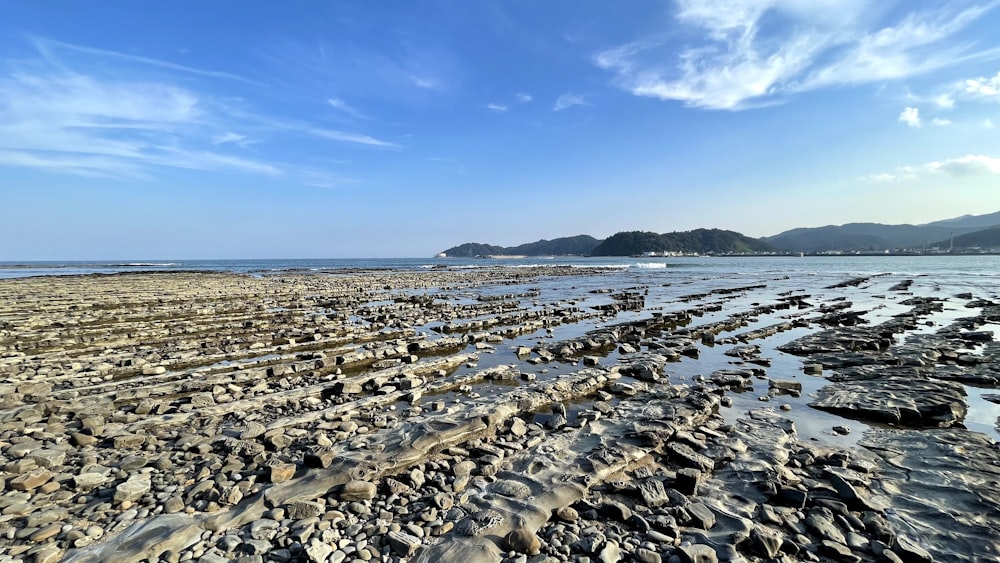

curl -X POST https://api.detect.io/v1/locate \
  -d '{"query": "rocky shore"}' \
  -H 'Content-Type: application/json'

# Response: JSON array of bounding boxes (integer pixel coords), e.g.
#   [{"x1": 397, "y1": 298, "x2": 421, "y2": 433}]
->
[{"x1": 1, "y1": 267, "x2": 998, "y2": 563}]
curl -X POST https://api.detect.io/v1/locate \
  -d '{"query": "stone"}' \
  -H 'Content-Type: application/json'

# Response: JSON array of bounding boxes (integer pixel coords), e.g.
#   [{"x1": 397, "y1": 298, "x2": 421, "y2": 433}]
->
[
  {"x1": 555, "y1": 506, "x2": 579, "y2": 522},
  {"x1": 119, "y1": 454, "x2": 148, "y2": 472},
  {"x1": 33, "y1": 544, "x2": 63, "y2": 563},
  {"x1": 638, "y1": 479, "x2": 671, "y2": 507},
  {"x1": 305, "y1": 538, "x2": 334, "y2": 562},
  {"x1": 387, "y1": 530, "x2": 421, "y2": 557},
  {"x1": 769, "y1": 379, "x2": 802, "y2": 393},
  {"x1": 10, "y1": 468, "x2": 53, "y2": 491},
  {"x1": 340, "y1": 480, "x2": 377, "y2": 501},
  {"x1": 30, "y1": 523, "x2": 62, "y2": 542},
  {"x1": 598, "y1": 501, "x2": 632, "y2": 522},
  {"x1": 73, "y1": 473, "x2": 108, "y2": 491},
  {"x1": 678, "y1": 544, "x2": 718, "y2": 563},
  {"x1": 285, "y1": 501, "x2": 323, "y2": 520},
  {"x1": 31, "y1": 449, "x2": 66, "y2": 469},
  {"x1": 749, "y1": 525, "x2": 782, "y2": 558},
  {"x1": 598, "y1": 539, "x2": 621, "y2": 563},
  {"x1": 892, "y1": 535, "x2": 933, "y2": 563},
  {"x1": 505, "y1": 529, "x2": 541, "y2": 555},
  {"x1": 674, "y1": 468, "x2": 701, "y2": 496},
  {"x1": 164, "y1": 496, "x2": 184, "y2": 514},
  {"x1": 687, "y1": 502, "x2": 715, "y2": 530},
  {"x1": 241, "y1": 422, "x2": 267, "y2": 440},
  {"x1": 805, "y1": 514, "x2": 846, "y2": 545},
  {"x1": 190, "y1": 392, "x2": 216, "y2": 407},
  {"x1": 304, "y1": 449, "x2": 336, "y2": 469},
  {"x1": 113, "y1": 434, "x2": 146, "y2": 449},
  {"x1": 114, "y1": 476, "x2": 151, "y2": 503},
  {"x1": 453, "y1": 460, "x2": 476, "y2": 477},
  {"x1": 270, "y1": 463, "x2": 297, "y2": 483},
  {"x1": 666, "y1": 442, "x2": 714, "y2": 472}
]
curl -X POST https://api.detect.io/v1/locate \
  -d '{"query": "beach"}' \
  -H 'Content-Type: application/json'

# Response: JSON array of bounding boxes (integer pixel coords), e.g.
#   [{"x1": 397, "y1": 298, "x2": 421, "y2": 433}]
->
[{"x1": 1, "y1": 263, "x2": 998, "y2": 563}]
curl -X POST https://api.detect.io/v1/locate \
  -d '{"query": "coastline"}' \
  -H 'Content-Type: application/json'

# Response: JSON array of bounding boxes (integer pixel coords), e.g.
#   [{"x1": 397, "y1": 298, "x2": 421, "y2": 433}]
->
[{"x1": 1, "y1": 267, "x2": 997, "y2": 562}]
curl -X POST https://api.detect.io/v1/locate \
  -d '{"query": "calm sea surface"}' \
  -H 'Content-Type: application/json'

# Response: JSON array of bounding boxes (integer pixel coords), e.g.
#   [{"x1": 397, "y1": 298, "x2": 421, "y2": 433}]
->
[{"x1": 1, "y1": 254, "x2": 998, "y2": 279}]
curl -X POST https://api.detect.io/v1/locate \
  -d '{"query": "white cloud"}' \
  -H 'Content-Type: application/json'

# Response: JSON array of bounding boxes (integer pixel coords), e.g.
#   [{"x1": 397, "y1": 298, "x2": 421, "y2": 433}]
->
[
  {"x1": 311, "y1": 129, "x2": 400, "y2": 148},
  {"x1": 964, "y1": 71, "x2": 1000, "y2": 97},
  {"x1": 486, "y1": 103, "x2": 507, "y2": 112},
  {"x1": 212, "y1": 132, "x2": 247, "y2": 145},
  {"x1": 867, "y1": 154, "x2": 1000, "y2": 182},
  {"x1": 926, "y1": 154, "x2": 1000, "y2": 176},
  {"x1": 933, "y1": 93, "x2": 956, "y2": 109},
  {"x1": 595, "y1": 2, "x2": 998, "y2": 110},
  {"x1": 327, "y1": 98, "x2": 369, "y2": 120},
  {"x1": 863, "y1": 172, "x2": 901, "y2": 183},
  {"x1": 515, "y1": 92, "x2": 533, "y2": 103},
  {"x1": 932, "y1": 117, "x2": 952, "y2": 126},
  {"x1": 899, "y1": 107, "x2": 922, "y2": 128},
  {"x1": 984, "y1": 118, "x2": 996, "y2": 129},
  {"x1": 553, "y1": 93, "x2": 589, "y2": 111},
  {"x1": 0, "y1": 62, "x2": 282, "y2": 178}
]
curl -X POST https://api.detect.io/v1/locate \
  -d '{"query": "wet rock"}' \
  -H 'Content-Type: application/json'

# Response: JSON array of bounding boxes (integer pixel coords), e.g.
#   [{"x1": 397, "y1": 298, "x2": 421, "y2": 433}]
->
[
  {"x1": 811, "y1": 377, "x2": 967, "y2": 427},
  {"x1": 892, "y1": 535, "x2": 934, "y2": 563}
]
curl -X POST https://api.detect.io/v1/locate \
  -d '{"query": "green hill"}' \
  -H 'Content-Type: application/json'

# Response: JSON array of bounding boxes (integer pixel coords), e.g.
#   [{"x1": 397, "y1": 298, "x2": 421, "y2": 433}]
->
[
  {"x1": 441, "y1": 235, "x2": 600, "y2": 257},
  {"x1": 591, "y1": 229, "x2": 773, "y2": 256}
]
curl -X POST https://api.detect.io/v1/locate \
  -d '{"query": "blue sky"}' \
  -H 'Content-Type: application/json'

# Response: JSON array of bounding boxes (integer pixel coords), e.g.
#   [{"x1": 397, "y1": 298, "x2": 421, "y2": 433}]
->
[{"x1": 2, "y1": 1, "x2": 1000, "y2": 259}]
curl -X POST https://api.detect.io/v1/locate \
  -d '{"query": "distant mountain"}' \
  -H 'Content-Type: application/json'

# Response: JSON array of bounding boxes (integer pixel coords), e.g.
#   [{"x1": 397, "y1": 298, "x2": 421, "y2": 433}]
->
[
  {"x1": 440, "y1": 210, "x2": 1000, "y2": 258},
  {"x1": 441, "y1": 235, "x2": 601, "y2": 257},
  {"x1": 440, "y1": 242, "x2": 507, "y2": 257},
  {"x1": 508, "y1": 235, "x2": 601, "y2": 256},
  {"x1": 591, "y1": 229, "x2": 774, "y2": 256},
  {"x1": 924, "y1": 210, "x2": 1000, "y2": 229},
  {"x1": 764, "y1": 210, "x2": 1000, "y2": 252},
  {"x1": 932, "y1": 226, "x2": 1000, "y2": 250}
]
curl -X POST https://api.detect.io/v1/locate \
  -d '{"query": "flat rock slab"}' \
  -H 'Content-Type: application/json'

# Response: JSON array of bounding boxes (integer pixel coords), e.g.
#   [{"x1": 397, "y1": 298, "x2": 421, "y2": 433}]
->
[
  {"x1": 862, "y1": 428, "x2": 1000, "y2": 562},
  {"x1": 810, "y1": 376, "x2": 967, "y2": 427}
]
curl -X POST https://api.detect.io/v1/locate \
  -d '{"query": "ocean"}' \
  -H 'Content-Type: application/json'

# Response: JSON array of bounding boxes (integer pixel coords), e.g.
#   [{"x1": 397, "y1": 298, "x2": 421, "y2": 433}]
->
[{"x1": 1, "y1": 254, "x2": 998, "y2": 280}]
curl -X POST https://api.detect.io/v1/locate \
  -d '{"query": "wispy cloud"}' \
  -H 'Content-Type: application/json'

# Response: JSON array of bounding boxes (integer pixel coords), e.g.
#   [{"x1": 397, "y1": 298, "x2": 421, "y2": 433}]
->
[
  {"x1": 32, "y1": 36, "x2": 263, "y2": 86},
  {"x1": 866, "y1": 153, "x2": 1000, "y2": 182},
  {"x1": 984, "y1": 118, "x2": 996, "y2": 129},
  {"x1": 553, "y1": 93, "x2": 589, "y2": 111},
  {"x1": 0, "y1": 36, "x2": 406, "y2": 182},
  {"x1": 297, "y1": 167, "x2": 354, "y2": 189},
  {"x1": 327, "y1": 98, "x2": 369, "y2": 120},
  {"x1": 595, "y1": 2, "x2": 1000, "y2": 110},
  {"x1": 486, "y1": 103, "x2": 507, "y2": 113},
  {"x1": 932, "y1": 117, "x2": 952, "y2": 126},
  {"x1": 899, "y1": 107, "x2": 922, "y2": 127},
  {"x1": 515, "y1": 92, "x2": 533, "y2": 103},
  {"x1": 311, "y1": 129, "x2": 400, "y2": 148},
  {"x1": 0, "y1": 38, "x2": 288, "y2": 179}
]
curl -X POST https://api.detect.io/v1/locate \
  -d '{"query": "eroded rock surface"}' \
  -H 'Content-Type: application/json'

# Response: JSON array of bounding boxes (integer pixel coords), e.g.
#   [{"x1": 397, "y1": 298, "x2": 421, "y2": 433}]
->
[{"x1": 0, "y1": 268, "x2": 997, "y2": 562}]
